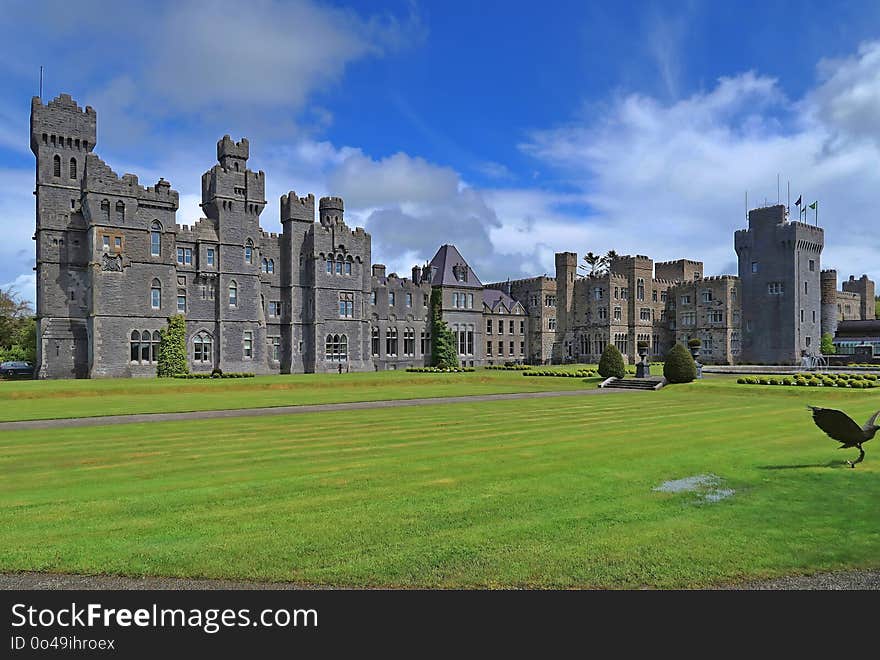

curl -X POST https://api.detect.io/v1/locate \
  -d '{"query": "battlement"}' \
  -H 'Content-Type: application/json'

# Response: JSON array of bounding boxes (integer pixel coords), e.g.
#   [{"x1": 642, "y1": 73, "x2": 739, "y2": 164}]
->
[
  {"x1": 30, "y1": 94, "x2": 97, "y2": 155},
  {"x1": 486, "y1": 275, "x2": 555, "y2": 286},
  {"x1": 616, "y1": 254, "x2": 653, "y2": 264},
  {"x1": 84, "y1": 154, "x2": 179, "y2": 206},
  {"x1": 218, "y1": 135, "x2": 249, "y2": 163},
  {"x1": 652, "y1": 277, "x2": 676, "y2": 286},
  {"x1": 174, "y1": 218, "x2": 218, "y2": 241},
  {"x1": 279, "y1": 191, "x2": 315, "y2": 224},
  {"x1": 821, "y1": 269, "x2": 838, "y2": 276},
  {"x1": 319, "y1": 196, "x2": 344, "y2": 211},
  {"x1": 696, "y1": 275, "x2": 738, "y2": 283}
]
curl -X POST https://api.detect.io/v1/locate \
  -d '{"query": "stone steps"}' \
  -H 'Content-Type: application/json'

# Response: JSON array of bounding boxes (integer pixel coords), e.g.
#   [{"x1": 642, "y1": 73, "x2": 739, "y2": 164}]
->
[{"x1": 600, "y1": 377, "x2": 665, "y2": 391}]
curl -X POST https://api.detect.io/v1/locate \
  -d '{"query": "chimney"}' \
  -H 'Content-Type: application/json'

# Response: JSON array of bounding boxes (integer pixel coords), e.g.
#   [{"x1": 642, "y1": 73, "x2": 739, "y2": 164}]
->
[
  {"x1": 412, "y1": 265, "x2": 422, "y2": 285},
  {"x1": 372, "y1": 264, "x2": 386, "y2": 278},
  {"x1": 506, "y1": 278, "x2": 511, "y2": 296}
]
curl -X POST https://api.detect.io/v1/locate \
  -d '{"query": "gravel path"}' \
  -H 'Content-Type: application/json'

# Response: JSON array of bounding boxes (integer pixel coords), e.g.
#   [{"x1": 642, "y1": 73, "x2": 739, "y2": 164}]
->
[
  {"x1": 2, "y1": 569, "x2": 878, "y2": 590},
  {"x1": 0, "y1": 386, "x2": 635, "y2": 431}
]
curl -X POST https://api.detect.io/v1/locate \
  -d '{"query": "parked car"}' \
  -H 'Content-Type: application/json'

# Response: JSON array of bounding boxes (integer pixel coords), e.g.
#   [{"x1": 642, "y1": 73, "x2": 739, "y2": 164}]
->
[{"x1": 0, "y1": 361, "x2": 34, "y2": 378}]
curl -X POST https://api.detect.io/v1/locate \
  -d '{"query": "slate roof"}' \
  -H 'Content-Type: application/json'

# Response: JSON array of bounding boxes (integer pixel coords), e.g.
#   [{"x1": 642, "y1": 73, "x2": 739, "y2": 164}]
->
[
  {"x1": 426, "y1": 244, "x2": 483, "y2": 289},
  {"x1": 482, "y1": 288, "x2": 523, "y2": 314}
]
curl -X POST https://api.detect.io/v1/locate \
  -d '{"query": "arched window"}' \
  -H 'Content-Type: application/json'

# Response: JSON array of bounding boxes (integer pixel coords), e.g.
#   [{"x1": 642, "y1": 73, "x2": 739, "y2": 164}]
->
[
  {"x1": 371, "y1": 327, "x2": 380, "y2": 356},
  {"x1": 53, "y1": 155, "x2": 61, "y2": 177},
  {"x1": 261, "y1": 258, "x2": 268, "y2": 273},
  {"x1": 245, "y1": 239, "x2": 253, "y2": 264},
  {"x1": 345, "y1": 256, "x2": 353, "y2": 275},
  {"x1": 335, "y1": 255, "x2": 343, "y2": 275},
  {"x1": 69, "y1": 158, "x2": 77, "y2": 179},
  {"x1": 339, "y1": 334, "x2": 348, "y2": 361},
  {"x1": 229, "y1": 280, "x2": 237, "y2": 307},
  {"x1": 101, "y1": 199, "x2": 110, "y2": 221},
  {"x1": 130, "y1": 330, "x2": 141, "y2": 362},
  {"x1": 386, "y1": 327, "x2": 398, "y2": 357},
  {"x1": 267, "y1": 259, "x2": 274, "y2": 274},
  {"x1": 150, "y1": 279, "x2": 161, "y2": 309},
  {"x1": 141, "y1": 329, "x2": 151, "y2": 363},
  {"x1": 234, "y1": 161, "x2": 239, "y2": 171},
  {"x1": 150, "y1": 221, "x2": 161, "y2": 256},
  {"x1": 151, "y1": 331, "x2": 161, "y2": 362},
  {"x1": 115, "y1": 200, "x2": 125, "y2": 223},
  {"x1": 324, "y1": 334, "x2": 349, "y2": 361},
  {"x1": 326, "y1": 256, "x2": 334, "y2": 273},
  {"x1": 193, "y1": 331, "x2": 213, "y2": 363}
]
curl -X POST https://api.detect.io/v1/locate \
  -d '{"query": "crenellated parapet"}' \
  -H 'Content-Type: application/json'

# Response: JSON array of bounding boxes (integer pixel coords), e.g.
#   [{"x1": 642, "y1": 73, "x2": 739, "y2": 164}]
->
[
  {"x1": 280, "y1": 191, "x2": 315, "y2": 223},
  {"x1": 83, "y1": 154, "x2": 179, "y2": 207}
]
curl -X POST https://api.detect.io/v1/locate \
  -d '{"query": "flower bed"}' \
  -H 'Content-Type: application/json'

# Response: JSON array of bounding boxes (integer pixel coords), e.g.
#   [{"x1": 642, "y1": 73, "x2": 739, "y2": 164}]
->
[
  {"x1": 524, "y1": 369, "x2": 598, "y2": 378},
  {"x1": 406, "y1": 367, "x2": 476, "y2": 373},
  {"x1": 737, "y1": 373, "x2": 879, "y2": 388},
  {"x1": 173, "y1": 372, "x2": 256, "y2": 379}
]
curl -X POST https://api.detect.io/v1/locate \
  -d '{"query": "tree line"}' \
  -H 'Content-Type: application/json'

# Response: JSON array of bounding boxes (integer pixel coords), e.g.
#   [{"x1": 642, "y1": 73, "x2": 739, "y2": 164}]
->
[{"x1": 0, "y1": 287, "x2": 36, "y2": 363}]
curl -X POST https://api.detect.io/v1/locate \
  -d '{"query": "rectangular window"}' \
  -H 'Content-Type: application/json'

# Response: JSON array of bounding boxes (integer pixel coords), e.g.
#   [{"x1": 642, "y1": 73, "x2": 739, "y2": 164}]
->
[
  {"x1": 102, "y1": 235, "x2": 110, "y2": 251},
  {"x1": 804, "y1": 282, "x2": 808, "y2": 295},
  {"x1": 509, "y1": 320, "x2": 514, "y2": 334},
  {"x1": 709, "y1": 310, "x2": 723, "y2": 323},
  {"x1": 114, "y1": 236, "x2": 122, "y2": 249},
  {"x1": 809, "y1": 259, "x2": 815, "y2": 272},
  {"x1": 548, "y1": 318, "x2": 556, "y2": 330},
  {"x1": 498, "y1": 320, "x2": 503, "y2": 334},
  {"x1": 752, "y1": 261, "x2": 759, "y2": 273},
  {"x1": 520, "y1": 320, "x2": 525, "y2": 334},
  {"x1": 468, "y1": 293, "x2": 474, "y2": 309},
  {"x1": 207, "y1": 248, "x2": 215, "y2": 267},
  {"x1": 388, "y1": 292, "x2": 396, "y2": 306},
  {"x1": 640, "y1": 308, "x2": 651, "y2": 321},
  {"x1": 598, "y1": 308, "x2": 608, "y2": 320},
  {"x1": 177, "y1": 295, "x2": 186, "y2": 313},
  {"x1": 509, "y1": 341, "x2": 514, "y2": 355},
  {"x1": 594, "y1": 289, "x2": 603, "y2": 301},
  {"x1": 269, "y1": 301, "x2": 281, "y2": 317},
  {"x1": 423, "y1": 294, "x2": 429, "y2": 307},
  {"x1": 151, "y1": 288, "x2": 160, "y2": 309},
  {"x1": 519, "y1": 341, "x2": 524, "y2": 354},
  {"x1": 486, "y1": 342, "x2": 493, "y2": 356},
  {"x1": 681, "y1": 295, "x2": 691, "y2": 305},
  {"x1": 243, "y1": 331, "x2": 253, "y2": 358},
  {"x1": 177, "y1": 247, "x2": 184, "y2": 264},
  {"x1": 498, "y1": 341, "x2": 504, "y2": 356},
  {"x1": 768, "y1": 282, "x2": 784, "y2": 295},
  {"x1": 487, "y1": 319, "x2": 493, "y2": 334},
  {"x1": 546, "y1": 295, "x2": 556, "y2": 306},
  {"x1": 406, "y1": 293, "x2": 412, "y2": 307},
  {"x1": 701, "y1": 290, "x2": 712, "y2": 303},
  {"x1": 800, "y1": 309, "x2": 805, "y2": 323},
  {"x1": 370, "y1": 291, "x2": 376, "y2": 305},
  {"x1": 271, "y1": 338, "x2": 280, "y2": 362},
  {"x1": 339, "y1": 292, "x2": 354, "y2": 318},
  {"x1": 344, "y1": 261, "x2": 352, "y2": 275},
  {"x1": 613, "y1": 307, "x2": 622, "y2": 321},
  {"x1": 185, "y1": 248, "x2": 192, "y2": 265},
  {"x1": 660, "y1": 291, "x2": 667, "y2": 303}
]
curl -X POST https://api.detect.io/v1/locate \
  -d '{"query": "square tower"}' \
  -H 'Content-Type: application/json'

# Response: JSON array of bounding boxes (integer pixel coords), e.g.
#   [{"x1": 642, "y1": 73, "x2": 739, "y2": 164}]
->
[{"x1": 735, "y1": 204, "x2": 824, "y2": 364}]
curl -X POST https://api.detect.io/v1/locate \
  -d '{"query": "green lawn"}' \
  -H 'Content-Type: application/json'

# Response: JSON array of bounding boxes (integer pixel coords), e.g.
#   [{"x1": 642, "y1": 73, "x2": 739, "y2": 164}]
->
[
  {"x1": 2, "y1": 376, "x2": 879, "y2": 588},
  {"x1": 0, "y1": 368, "x2": 614, "y2": 423}
]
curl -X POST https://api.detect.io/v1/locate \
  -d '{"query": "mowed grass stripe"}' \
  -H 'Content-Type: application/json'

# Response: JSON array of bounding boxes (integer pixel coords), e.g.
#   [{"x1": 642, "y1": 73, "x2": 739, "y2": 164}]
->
[{"x1": 2, "y1": 379, "x2": 879, "y2": 587}]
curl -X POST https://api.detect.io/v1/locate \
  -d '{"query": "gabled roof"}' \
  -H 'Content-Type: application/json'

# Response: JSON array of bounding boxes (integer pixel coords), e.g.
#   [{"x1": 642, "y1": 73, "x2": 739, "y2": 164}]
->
[
  {"x1": 483, "y1": 288, "x2": 524, "y2": 315},
  {"x1": 426, "y1": 244, "x2": 483, "y2": 289}
]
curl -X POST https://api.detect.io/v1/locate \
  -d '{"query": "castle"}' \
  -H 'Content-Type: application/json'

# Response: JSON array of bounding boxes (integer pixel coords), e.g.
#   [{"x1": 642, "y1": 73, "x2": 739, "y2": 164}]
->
[{"x1": 31, "y1": 94, "x2": 875, "y2": 378}]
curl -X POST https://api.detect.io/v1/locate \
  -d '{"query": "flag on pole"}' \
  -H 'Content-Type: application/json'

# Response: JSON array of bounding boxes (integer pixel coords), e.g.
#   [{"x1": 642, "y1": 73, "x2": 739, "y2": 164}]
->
[
  {"x1": 809, "y1": 201, "x2": 818, "y2": 225},
  {"x1": 808, "y1": 201, "x2": 817, "y2": 210},
  {"x1": 794, "y1": 195, "x2": 802, "y2": 207}
]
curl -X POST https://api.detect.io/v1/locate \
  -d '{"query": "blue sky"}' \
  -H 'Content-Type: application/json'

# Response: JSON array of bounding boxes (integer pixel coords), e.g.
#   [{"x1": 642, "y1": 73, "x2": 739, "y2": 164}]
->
[{"x1": 2, "y1": 0, "x2": 880, "y2": 305}]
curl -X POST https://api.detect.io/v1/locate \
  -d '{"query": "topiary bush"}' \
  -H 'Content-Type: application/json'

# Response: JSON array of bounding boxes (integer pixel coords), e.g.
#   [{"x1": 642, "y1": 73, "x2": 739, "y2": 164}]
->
[
  {"x1": 598, "y1": 344, "x2": 626, "y2": 379},
  {"x1": 663, "y1": 343, "x2": 697, "y2": 384},
  {"x1": 157, "y1": 314, "x2": 188, "y2": 377}
]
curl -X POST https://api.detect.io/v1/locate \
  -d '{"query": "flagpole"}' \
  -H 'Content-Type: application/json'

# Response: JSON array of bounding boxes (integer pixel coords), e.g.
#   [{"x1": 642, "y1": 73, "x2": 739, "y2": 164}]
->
[{"x1": 787, "y1": 181, "x2": 790, "y2": 218}]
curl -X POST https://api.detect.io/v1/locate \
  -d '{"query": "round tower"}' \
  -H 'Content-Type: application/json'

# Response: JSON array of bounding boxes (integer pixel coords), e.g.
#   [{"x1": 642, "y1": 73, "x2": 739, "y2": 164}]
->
[
  {"x1": 820, "y1": 269, "x2": 838, "y2": 338},
  {"x1": 319, "y1": 196, "x2": 344, "y2": 228}
]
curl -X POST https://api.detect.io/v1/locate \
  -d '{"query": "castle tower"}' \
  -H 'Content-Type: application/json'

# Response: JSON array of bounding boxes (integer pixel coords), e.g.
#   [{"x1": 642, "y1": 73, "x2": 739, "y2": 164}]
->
[
  {"x1": 553, "y1": 252, "x2": 577, "y2": 361},
  {"x1": 611, "y1": 255, "x2": 654, "y2": 362},
  {"x1": 319, "y1": 196, "x2": 344, "y2": 228},
  {"x1": 842, "y1": 275, "x2": 876, "y2": 320},
  {"x1": 280, "y1": 191, "x2": 316, "y2": 373},
  {"x1": 735, "y1": 204, "x2": 824, "y2": 363},
  {"x1": 820, "y1": 270, "x2": 839, "y2": 338},
  {"x1": 30, "y1": 94, "x2": 97, "y2": 378}
]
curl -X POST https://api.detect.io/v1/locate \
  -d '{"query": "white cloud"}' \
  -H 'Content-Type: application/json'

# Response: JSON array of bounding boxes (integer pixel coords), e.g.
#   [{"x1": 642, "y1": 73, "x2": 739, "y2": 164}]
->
[{"x1": 520, "y1": 48, "x2": 880, "y2": 282}]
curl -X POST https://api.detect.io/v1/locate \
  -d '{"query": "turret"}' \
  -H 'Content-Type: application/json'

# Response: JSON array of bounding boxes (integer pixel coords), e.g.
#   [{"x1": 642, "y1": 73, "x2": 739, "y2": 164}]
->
[
  {"x1": 217, "y1": 135, "x2": 249, "y2": 171},
  {"x1": 820, "y1": 270, "x2": 838, "y2": 337},
  {"x1": 319, "y1": 196, "x2": 344, "y2": 228},
  {"x1": 280, "y1": 191, "x2": 315, "y2": 224}
]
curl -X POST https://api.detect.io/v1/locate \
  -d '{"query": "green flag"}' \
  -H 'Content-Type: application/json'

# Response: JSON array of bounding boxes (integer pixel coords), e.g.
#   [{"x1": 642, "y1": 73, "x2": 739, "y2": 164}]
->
[{"x1": 808, "y1": 201, "x2": 817, "y2": 210}]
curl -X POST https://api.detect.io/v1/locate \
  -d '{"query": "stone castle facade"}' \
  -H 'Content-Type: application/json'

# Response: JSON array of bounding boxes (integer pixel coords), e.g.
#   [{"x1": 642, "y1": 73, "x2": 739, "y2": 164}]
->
[{"x1": 31, "y1": 94, "x2": 875, "y2": 378}]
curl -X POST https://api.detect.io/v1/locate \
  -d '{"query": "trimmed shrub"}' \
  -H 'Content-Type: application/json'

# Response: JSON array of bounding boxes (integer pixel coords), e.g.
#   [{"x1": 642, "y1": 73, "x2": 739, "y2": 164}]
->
[
  {"x1": 157, "y1": 314, "x2": 188, "y2": 377},
  {"x1": 663, "y1": 343, "x2": 697, "y2": 384},
  {"x1": 598, "y1": 344, "x2": 626, "y2": 379}
]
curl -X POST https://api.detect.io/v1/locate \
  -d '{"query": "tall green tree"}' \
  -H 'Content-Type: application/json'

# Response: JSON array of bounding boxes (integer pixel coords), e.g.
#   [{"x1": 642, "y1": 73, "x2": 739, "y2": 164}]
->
[
  {"x1": 157, "y1": 315, "x2": 189, "y2": 377},
  {"x1": 820, "y1": 332, "x2": 836, "y2": 355},
  {"x1": 0, "y1": 287, "x2": 35, "y2": 363},
  {"x1": 429, "y1": 288, "x2": 459, "y2": 369}
]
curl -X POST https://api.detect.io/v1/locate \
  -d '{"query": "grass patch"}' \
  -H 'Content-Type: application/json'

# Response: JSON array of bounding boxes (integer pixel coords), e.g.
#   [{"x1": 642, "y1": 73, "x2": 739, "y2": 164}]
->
[
  {"x1": 2, "y1": 377, "x2": 878, "y2": 588},
  {"x1": 0, "y1": 369, "x2": 604, "y2": 423}
]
